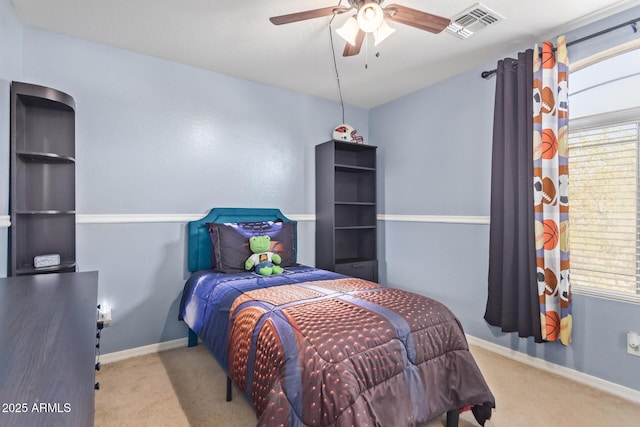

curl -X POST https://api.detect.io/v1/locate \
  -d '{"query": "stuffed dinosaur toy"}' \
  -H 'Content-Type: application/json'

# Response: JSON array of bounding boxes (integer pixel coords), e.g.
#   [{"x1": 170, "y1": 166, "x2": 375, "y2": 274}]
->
[{"x1": 245, "y1": 235, "x2": 283, "y2": 276}]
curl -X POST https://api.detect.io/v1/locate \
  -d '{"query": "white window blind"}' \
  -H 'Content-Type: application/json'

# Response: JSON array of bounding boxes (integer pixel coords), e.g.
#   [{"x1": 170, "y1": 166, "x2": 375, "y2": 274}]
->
[{"x1": 568, "y1": 120, "x2": 640, "y2": 296}]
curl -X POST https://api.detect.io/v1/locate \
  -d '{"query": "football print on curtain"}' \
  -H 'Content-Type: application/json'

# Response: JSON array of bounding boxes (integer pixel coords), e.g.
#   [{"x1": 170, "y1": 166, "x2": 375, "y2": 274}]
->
[{"x1": 533, "y1": 36, "x2": 571, "y2": 345}]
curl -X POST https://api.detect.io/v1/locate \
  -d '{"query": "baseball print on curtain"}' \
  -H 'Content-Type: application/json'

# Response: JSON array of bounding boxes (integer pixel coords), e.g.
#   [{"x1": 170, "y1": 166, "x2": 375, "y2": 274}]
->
[{"x1": 533, "y1": 36, "x2": 571, "y2": 345}]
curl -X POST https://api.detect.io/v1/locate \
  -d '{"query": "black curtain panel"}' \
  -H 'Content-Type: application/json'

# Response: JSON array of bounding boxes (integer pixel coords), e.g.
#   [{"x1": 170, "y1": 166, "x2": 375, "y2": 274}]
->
[{"x1": 485, "y1": 49, "x2": 542, "y2": 342}]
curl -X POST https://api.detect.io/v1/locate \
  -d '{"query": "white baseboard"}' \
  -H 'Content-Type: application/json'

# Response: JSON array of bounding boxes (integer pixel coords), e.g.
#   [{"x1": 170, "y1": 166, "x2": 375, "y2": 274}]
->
[
  {"x1": 98, "y1": 337, "x2": 189, "y2": 364},
  {"x1": 466, "y1": 335, "x2": 640, "y2": 405}
]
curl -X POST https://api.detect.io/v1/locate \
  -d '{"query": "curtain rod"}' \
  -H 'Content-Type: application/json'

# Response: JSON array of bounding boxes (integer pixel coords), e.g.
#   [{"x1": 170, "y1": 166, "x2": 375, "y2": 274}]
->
[{"x1": 480, "y1": 17, "x2": 639, "y2": 78}]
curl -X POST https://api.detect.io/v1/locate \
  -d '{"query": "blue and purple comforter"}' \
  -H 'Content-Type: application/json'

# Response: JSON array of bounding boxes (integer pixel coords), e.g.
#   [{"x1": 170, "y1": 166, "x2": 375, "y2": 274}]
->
[{"x1": 179, "y1": 266, "x2": 494, "y2": 426}]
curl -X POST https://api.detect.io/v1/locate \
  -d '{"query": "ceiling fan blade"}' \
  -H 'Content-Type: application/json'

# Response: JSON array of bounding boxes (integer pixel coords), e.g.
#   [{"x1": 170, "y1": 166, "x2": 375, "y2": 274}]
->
[
  {"x1": 343, "y1": 30, "x2": 365, "y2": 57},
  {"x1": 270, "y1": 6, "x2": 349, "y2": 25},
  {"x1": 384, "y1": 4, "x2": 451, "y2": 33}
]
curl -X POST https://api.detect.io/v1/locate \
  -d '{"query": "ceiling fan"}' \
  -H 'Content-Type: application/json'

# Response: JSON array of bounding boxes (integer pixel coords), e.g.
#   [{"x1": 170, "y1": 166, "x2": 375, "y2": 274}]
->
[{"x1": 269, "y1": 0, "x2": 451, "y2": 57}]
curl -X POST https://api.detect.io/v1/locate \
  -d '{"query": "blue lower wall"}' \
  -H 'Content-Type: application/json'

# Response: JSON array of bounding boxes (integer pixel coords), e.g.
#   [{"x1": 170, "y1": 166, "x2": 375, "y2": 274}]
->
[
  {"x1": 381, "y1": 220, "x2": 640, "y2": 392},
  {"x1": 76, "y1": 219, "x2": 316, "y2": 353}
]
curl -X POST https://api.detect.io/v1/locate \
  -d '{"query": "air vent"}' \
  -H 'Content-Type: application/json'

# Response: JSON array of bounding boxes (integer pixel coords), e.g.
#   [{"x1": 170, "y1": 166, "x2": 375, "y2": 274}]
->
[{"x1": 446, "y1": 3, "x2": 505, "y2": 39}]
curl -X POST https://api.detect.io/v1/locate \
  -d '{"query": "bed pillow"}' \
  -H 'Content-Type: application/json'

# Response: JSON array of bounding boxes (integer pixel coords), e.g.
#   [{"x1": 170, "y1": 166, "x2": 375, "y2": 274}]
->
[{"x1": 207, "y1": 220, "x2": 297, "y2": 273}]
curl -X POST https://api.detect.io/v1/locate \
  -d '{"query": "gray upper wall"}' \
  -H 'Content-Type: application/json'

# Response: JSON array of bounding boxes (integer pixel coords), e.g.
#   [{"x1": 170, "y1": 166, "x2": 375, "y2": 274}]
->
[
  {"x1": 0, "y1": 0, "x2": 20, "y2": 80},
  {"x1": 563, "y1": 5, "x2": 640, "y2": 63},
  {"x1": 0, "y1": 0, "x2": 21, "y2": 278},
  {"x1": 18, "y1": 28, "x2": 368, "y2": 216}
]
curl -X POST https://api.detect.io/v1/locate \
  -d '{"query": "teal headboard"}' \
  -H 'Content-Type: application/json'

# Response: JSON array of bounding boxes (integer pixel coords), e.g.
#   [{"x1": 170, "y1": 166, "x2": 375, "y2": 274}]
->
[{"x1": 187, "y1": 207, "x2": 293, "y2": 272}]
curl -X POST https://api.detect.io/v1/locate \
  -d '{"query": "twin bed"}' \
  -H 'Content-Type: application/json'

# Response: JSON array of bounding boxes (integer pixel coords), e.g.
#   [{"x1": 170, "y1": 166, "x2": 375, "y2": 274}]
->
[{"x1": 179, "y1": 208, "x2": 495, "y2": 426}]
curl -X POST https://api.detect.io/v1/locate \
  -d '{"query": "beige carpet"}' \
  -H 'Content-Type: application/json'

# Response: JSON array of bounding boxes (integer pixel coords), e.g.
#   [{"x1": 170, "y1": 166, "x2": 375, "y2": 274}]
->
[{"x1": 95, "y1": 344, "x2": 640, "y2": 427}]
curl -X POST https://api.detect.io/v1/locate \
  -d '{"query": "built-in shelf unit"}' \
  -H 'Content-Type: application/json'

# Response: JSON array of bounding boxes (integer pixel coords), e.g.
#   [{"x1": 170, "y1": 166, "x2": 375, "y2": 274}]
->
[
  {"x1": 315, "y1": 140, "x2": 378, "y2": 282},
  {"x1": 9, "y1": 82, "x2": 77, "y2": 276}
]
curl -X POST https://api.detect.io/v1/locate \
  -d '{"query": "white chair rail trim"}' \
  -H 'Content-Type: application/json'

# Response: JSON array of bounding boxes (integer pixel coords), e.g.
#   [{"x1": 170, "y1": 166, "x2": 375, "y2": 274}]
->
[
  {"x1": 0, "y1": 214, "x2": 490, "y2": 227},
  {"x1": 78, "y1": 214, "x2": 202, "y2": 224},
  {"x1": 378, "y1": 214, "x2": 490, "y2": 224},
  {"x1": 76, "y1": 213, "x2": 316, "y2": 224}
]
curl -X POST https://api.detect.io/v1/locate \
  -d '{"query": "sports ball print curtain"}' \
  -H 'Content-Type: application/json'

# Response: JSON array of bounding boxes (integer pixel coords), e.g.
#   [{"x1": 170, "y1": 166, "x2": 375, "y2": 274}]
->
[
  {"x1": 486, "y1": 37, "x2": 571, "y2": 345},
  {"x1": 533, "y1": 37, "x2": 571, "y2": 345}
]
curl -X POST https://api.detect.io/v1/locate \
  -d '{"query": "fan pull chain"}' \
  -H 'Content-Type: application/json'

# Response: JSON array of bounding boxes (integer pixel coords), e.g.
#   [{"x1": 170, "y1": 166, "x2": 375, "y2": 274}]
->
[
  {"x1": 328, "y1": 18, "x2": 345, "y2": 123},
  {"x1": 364, "y1": 34, "x2": 369, "y2": 69},
  {"x1": 363, "y1": 35, "x2": 381, "y2": 69}
]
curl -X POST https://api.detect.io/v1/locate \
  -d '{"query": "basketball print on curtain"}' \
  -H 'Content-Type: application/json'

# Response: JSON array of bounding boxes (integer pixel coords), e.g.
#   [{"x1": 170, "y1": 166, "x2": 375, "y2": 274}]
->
[{"x1": 533, "y1": 36, "x2": 571, "y2": 345}]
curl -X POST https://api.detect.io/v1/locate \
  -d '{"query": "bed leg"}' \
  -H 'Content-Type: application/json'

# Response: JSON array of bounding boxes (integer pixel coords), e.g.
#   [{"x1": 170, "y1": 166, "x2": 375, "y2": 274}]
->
[
  {"x1": 188, "y1": 328, "x2": 198, "y2": 347},
  {"x1": 445, "y1": 409, "x2": 459, "y2": 427},
  {"x1": 226, "y1": 376, "x2": 232, "y2": 402}
]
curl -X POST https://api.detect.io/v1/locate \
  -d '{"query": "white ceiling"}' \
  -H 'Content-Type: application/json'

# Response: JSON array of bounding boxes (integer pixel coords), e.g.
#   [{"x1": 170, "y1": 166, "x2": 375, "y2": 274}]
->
[{"x1": 10, "y1": 0, "x2": 640, "y2": 108}]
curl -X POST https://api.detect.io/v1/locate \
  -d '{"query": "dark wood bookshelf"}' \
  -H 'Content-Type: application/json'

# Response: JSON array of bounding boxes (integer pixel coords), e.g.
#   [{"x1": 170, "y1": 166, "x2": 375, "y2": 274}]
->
[{"x1": 315, "y1": 140, "x2": 378, "y2": 282}]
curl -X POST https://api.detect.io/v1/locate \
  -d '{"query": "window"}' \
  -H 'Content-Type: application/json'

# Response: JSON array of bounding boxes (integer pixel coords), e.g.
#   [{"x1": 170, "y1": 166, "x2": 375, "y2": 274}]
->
[
  {"x1": 568, "y1": 44, "x2": 640, "y2": 302},
  {"x1": 569, "y1": 118, "x2": 639, "y2": 296}
]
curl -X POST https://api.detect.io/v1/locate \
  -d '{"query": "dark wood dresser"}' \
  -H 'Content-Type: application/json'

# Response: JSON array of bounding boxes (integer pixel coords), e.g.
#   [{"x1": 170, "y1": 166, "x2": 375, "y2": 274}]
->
[{"x1": 0, "y1": 271, "x2": 98, "y2": 427}]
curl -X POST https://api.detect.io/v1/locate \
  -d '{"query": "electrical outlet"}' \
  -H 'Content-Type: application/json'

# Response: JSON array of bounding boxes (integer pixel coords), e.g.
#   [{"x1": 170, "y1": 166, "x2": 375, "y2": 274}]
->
[
  {"x1": 627, "y1": 331, "x2": 640, "y2": 356},
  {"x1": 98, "y1": 307, "x2": 112, "y2": 326}
]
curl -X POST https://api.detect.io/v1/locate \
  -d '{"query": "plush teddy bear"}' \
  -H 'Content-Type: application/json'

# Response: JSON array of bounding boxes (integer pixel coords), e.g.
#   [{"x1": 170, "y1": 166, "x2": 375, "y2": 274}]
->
[{"x1": 245, "y1": 235, "x2": 283, "y2": 276}]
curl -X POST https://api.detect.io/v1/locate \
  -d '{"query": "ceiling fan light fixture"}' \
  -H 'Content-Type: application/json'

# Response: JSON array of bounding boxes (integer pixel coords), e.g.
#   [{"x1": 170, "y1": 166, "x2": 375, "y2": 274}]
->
[
  {"x1": 357, "y1": 3, "x2": 384, "y2": 32},
  {"x1": 373, "y1": 20, "x2": 395, "y2": 46},
  {"x1": 336, "y1": 16, "x2": 360, "y2": 45}
]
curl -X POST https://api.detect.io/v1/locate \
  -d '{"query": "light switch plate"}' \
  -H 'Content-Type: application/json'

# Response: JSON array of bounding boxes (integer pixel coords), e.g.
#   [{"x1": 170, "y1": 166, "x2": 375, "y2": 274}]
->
[{"x1": 627, "y1": 332, "x2": 640, "y2": 357}]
